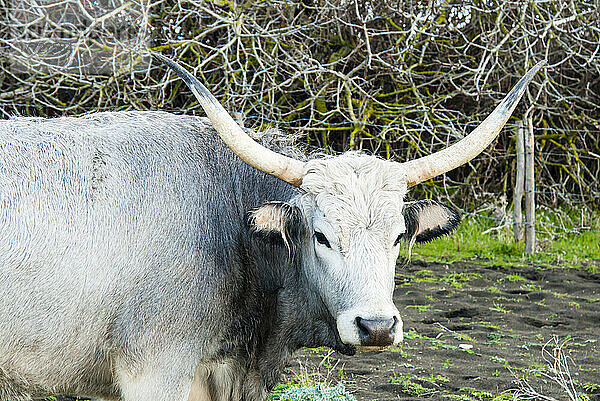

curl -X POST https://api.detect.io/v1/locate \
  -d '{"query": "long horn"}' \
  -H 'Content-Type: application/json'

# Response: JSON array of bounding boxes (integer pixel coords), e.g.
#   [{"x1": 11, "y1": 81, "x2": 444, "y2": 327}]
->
[
  {"x1": 401, "y1": 61, "x2": 545, "y2": 188},
  {"x1": 154, "y1": 53, "x2": 306, "y2": 187}
]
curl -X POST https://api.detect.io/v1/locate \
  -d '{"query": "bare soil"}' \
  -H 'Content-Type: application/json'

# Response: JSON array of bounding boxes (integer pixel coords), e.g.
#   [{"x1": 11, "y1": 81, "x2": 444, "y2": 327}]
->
[{"x1": 285, "y1": 259, "x2": 600, "y2": 401}]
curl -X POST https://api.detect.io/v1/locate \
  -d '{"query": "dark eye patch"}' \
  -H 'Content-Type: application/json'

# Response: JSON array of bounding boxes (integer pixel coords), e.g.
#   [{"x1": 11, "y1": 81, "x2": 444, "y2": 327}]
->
[{"x1": 314, "y1": 231, "x2": 331, "y2": 248}]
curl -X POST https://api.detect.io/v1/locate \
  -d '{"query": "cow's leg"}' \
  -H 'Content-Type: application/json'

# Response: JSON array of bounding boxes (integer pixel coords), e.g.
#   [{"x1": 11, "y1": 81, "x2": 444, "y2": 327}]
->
[
  {"x1": 187, "y1": 366, "x2": 211, "y2": 401},
  {"x1": 187, "y1": 362, "x2": 244, "y2": 401},
  {"x1": 116, "y1": 357, "x2": 197, "y2": 401},
  {"x1": 118, "y1": 371, "x2": 194, "y2": 401},
  {"x1": 207, "y1": 362, "x2": 243, "y2": 401}
]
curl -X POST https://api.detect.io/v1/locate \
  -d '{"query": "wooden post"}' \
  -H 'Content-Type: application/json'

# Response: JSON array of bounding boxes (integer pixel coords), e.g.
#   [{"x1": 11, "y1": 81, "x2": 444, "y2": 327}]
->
[
  {"x1": 514, "y1": 121, "x2": 525, "y2": 242},
  {"x1": 524, "y1": 115, "x2": 536, "y2": 254}
]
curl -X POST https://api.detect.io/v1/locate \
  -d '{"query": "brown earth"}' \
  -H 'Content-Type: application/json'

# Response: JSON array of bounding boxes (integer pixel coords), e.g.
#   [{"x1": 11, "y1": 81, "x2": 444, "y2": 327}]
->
[{"x1": 284, "y1": 259, "x2": 600, "y2": 401}]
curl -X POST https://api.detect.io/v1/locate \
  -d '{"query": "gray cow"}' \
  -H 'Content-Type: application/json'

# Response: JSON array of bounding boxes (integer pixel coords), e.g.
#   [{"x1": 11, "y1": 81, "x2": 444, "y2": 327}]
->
[{"x1": 0, "y1": 56, "x2": 543, "y2": 401}]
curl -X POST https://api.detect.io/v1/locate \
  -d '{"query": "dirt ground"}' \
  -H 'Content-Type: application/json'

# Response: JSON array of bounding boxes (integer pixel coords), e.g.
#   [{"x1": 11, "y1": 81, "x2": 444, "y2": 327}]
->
[{"x1": 284, "y1": 259, "x2": 600, "y2": 401}]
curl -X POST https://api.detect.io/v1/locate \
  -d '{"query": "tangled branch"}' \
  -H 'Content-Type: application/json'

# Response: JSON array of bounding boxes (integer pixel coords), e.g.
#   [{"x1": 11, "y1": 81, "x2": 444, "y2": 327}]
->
[{"x1": 1, "y1": 0, "x2": 599, "y2": 207}]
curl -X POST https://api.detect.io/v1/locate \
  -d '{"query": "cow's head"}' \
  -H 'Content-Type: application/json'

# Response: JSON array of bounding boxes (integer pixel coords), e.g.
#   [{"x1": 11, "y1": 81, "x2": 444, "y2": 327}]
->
[
  {"x1": 156, "y1": 54, "x2": 543, "y2": 350},
  {"x1": 249, "y1": 154, "x2": 459, "y2": 350}
]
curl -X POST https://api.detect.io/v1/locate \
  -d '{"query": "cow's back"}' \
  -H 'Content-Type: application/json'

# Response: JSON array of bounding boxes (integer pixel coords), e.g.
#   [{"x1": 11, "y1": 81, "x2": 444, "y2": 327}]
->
[{"x1": 0, "y1": 111, "x2": 296, "y2": 399}]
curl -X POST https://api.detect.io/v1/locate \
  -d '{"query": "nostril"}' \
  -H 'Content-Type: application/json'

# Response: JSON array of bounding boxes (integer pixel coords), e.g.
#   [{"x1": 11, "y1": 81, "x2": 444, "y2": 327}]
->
[
  {"x1": 355, "y1": 317, "x2": 370, "y2": 340},
  {"x1": 355, "y1": 316, "x2": 396, "y2": 346}
]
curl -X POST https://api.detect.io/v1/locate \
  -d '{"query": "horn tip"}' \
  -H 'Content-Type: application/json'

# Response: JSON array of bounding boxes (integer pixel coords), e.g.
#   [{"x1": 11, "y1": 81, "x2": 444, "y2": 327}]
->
[
  {"x1": 152, "y1": 53, "x2": 220, "y2": 107},
  {"x1": 500, "y1": 60, "x2": 546, "y2": 110}
]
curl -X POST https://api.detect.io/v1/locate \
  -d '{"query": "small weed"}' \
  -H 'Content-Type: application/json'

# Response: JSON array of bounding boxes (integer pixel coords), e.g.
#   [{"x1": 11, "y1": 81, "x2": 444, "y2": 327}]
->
[
  {"x1": 403, "y1": 328, "x2": 423, "y2": 340},
  {"x1": 486, "y1": 332, "x2": 504, "y2": 344},
  {"x1": 520, "y1": 283, "x2": 542, "y2": 291},
  {"x1": 478, "y1": 321, "x2": 501, "y2": 330},
  {"x1": 389, "y1": 373, "x2": 449, "y2": 397},
  {"x1": 577, "y1": 392, "x2": 591, "y2": 401},
  {"x1": 388, "y1": 377, "x2": 429, "y2": 396},
  {"x1": 406, "y1": 304, "x2": 432, "y2": 313},
  {"x1": 442, "y1": 359, "x2": 453, "y2": 368},
  {"x1": 585, "y1": 298, "x2": 599, "y2": 303},
  {"x1": 489, "y1": 302, "x2": 512, "y2": 314},
  {"x1": 582, "y1": 382, "x2": 600, "y2": 392},
  {"x1": 428, "y1": 375, "x2": 450, "y2": 383},
  {"x1": 493, "y1": 393, "x2": 515, "y2": 400},
  {"x1": 392, "y1": 348, "x2": 410, "y2": 359},
  {"x1": 522, "y1": 363, "x2": 548, "y2": 377},
  {"x1": 506, "y1": 274, "x2": 526, "y2": 282},
  {"x1": 460, "y1": 387, "x2": 494, "y2": 399}
]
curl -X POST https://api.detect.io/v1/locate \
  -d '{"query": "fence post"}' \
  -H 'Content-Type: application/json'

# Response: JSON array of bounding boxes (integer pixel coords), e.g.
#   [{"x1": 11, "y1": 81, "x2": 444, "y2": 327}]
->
[
  {"x1": 524, "y1": 116, "x2": 536, "y2": 254},
  {"x1": 514, "y1": 121, "x2": 525, "y2": 242}
]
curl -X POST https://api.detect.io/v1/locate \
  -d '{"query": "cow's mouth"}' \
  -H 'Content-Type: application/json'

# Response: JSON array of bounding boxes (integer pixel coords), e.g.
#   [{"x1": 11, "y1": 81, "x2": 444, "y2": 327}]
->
[{"x1": 331, "y1": 322, "x2": 356, "y2": 356}]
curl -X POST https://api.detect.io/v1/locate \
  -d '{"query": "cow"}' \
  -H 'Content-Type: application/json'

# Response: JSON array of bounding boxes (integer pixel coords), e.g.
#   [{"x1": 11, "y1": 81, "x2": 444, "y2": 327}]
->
[{"x1": 0, "y1": 55, "x2": 543, "y2": 401}]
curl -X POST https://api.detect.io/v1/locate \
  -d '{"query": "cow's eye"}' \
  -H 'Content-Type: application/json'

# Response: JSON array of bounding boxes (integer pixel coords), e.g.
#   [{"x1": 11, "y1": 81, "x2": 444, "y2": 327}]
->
[
  {"x1": 394, "y1": 234, "x2": 403, "y2": 246},
  {"x1": 314, "y1": 231, "x2": 331, "y2": 248}
]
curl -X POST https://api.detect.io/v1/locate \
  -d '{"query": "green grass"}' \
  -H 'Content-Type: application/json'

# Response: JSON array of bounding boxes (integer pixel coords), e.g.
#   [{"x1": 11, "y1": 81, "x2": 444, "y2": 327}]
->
[
  {"x1": 268, "y1": 377, "x2": 356, "y2": 401},
  {"x1": 388, "y1": 373, "x2": 449, "y2": 396},
  {"x1": 408, "y1": 207, "x2": 600, "y2": 266},
  {"x1": 406, "y1": 270, "x2": 482, "y2": 288},
  {"x1": 271, "y1": 383, "x2": 356, "y2": 401}
]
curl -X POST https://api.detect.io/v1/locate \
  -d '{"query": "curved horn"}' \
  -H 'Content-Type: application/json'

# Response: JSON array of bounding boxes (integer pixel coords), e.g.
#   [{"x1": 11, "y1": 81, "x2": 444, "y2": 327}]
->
[
  {"x1": 154, "y1": 53, "x2": 306, "y2": 187},
  {"x1": 401, "y1": 61, "x2": 545, "y2": 188}
]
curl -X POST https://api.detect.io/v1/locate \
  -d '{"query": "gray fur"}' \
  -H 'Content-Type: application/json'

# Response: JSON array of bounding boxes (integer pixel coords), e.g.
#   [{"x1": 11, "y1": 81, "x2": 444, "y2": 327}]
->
[{"x1": 0, "y1": 111, "x2": 458, "y2": 401}]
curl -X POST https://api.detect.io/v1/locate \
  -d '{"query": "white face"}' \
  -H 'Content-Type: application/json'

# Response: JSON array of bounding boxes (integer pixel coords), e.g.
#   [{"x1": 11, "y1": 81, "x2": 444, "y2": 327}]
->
[{"x1": 299, "y1": 154, "x2": 407, "y2": 347}]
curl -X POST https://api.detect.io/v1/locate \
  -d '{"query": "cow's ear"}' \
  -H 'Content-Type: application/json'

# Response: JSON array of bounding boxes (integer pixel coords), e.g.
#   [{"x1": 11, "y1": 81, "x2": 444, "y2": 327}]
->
[
  {"x1": 250, "y1": 202, "x2": 303, "y2": 245},
  {"x1": 401, "y1": 200, "x2": 460, "y2": 243}
]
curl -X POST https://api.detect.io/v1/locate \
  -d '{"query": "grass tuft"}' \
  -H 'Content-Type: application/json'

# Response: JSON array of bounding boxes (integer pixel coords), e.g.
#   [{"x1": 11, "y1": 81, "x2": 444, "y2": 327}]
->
[
  {"x1": 272, "y1": 383, "x2": 355, "y2": 401},
  {"x1": 408, "y1": 207, "x2": 600, "y2": 266}
]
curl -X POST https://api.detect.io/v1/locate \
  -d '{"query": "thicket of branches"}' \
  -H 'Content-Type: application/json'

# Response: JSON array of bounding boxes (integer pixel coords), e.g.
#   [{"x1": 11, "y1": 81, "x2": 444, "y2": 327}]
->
[{"x1": 1, "y1": 0, "x2": 599, "y2": 208}]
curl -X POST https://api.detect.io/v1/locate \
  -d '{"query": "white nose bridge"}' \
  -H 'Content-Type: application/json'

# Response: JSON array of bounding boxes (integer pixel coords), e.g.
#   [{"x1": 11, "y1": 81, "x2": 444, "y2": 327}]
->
[
  {"x1": 345, "y1": 230, "x2": 395, "y2": 306},
  {"x1": 335, "y1": 231, "x2": 403, "y2": 346}
]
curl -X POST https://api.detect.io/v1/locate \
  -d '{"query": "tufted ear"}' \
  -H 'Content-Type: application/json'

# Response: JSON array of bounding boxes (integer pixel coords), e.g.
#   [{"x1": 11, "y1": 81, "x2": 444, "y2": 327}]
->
[
  {"x1": 401, "y1": 200, "x2": 460, "y2": 244},
  {"x1": 250, "y1": 202, "x2": 303, "y2": 248}
]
